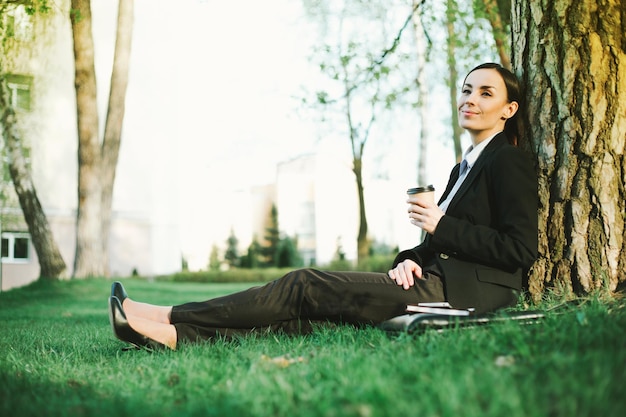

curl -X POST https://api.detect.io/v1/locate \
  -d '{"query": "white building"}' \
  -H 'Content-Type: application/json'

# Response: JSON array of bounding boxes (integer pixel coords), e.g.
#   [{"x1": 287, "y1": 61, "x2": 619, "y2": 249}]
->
[
  {"x1": 1, "y1": 0, "x2": 181, "y2": 290},
  {"x1": 276, "y1": 152, "x2": 358, "y2": 265}
]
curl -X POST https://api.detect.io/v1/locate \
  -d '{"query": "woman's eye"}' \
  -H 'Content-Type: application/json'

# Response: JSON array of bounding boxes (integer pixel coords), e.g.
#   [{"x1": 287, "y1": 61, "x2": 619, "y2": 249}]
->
[
  {"x1": 462, "y1": 89, "x2": 471, "y2": 94},
  {"x1": 482, "y1": 91, "x2": 492, "y2": 97}
]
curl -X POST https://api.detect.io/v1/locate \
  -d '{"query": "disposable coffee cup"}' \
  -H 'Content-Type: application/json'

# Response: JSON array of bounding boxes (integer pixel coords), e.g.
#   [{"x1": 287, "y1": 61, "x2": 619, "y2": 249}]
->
[{"x1": 407, "y1": 184, "x2": 435, "y2": 206}]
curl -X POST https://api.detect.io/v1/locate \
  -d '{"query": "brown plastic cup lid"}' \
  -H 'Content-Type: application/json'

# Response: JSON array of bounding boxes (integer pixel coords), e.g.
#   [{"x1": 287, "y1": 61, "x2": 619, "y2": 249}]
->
[{"x1": 407, "y1": 185, "x2": 435, "y2": 194}]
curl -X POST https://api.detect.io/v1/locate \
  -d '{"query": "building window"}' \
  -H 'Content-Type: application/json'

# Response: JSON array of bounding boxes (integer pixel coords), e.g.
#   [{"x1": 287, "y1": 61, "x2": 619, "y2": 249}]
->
[
  {"x1": 6, "y1": 74, "x2": 33, "y2": 111},
  {"x1": 1, "y1": 232, "x2": 31, "y2": 262},
  {"x1": 5, "y1": 4, "x2": 33, "y2": 41}
]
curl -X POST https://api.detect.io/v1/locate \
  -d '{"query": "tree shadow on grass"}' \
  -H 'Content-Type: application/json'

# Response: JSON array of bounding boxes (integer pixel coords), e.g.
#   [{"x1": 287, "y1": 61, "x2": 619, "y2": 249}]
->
[{"x1": 0, "y1": 351, "x2": 252, "y2": 417}]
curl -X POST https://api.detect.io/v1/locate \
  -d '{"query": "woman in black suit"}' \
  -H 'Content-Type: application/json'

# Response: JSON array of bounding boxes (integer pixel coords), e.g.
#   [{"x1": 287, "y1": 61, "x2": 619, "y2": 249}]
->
[{"x1": 109, "y1": 63, "x2": 537, "y2": 350}]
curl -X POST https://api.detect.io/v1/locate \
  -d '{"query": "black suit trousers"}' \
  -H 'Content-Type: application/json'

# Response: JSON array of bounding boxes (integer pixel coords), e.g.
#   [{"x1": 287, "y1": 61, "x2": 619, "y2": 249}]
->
[{"x1": 171, "y1": 268, "x2": 445, "y2": 342}]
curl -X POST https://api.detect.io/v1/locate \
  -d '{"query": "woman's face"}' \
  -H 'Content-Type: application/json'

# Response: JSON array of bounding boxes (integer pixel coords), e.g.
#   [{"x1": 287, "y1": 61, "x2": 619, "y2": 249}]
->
[{"x1": 458, "y1": 68, "x2": 518, "y2": 144}]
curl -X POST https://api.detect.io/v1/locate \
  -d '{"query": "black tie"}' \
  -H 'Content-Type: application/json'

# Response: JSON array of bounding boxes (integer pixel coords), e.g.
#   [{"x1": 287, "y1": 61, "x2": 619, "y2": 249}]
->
[{"x1": 459, "y1": 159, "x2": 469, "y2": 176}]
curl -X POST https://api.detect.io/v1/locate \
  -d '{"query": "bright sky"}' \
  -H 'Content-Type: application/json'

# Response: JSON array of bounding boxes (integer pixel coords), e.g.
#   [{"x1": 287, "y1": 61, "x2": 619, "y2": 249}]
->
[
  {"x1": 116, "y1": 0, "x2": 465, "y2": 268},
  {"x1": 174, "y1": 0, "x2": 321, "y2": 189},
  {"x1": 168, "y1": 0, "x2": 462, "y2": 190}
]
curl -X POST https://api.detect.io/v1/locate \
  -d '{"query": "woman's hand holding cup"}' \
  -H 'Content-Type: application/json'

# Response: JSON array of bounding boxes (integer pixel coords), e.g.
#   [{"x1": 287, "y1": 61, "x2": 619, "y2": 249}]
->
[{"x1": 406, "y1": 185, "x2": 444, "y2": 234}]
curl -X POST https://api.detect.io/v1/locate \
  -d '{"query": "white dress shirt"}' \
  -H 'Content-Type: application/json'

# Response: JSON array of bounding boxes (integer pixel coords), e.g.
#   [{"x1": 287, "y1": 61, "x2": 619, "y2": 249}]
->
[{"x1": 438, "y1": 132, "x2": 501, "y2": 213}]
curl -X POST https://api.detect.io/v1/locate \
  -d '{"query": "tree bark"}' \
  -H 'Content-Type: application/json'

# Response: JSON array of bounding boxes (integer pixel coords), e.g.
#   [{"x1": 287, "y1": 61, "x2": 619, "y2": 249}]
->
[
  {"x1": 71, "y1": 0, "x2": 104, "y2": 278},
  {"x1": 512, "y1": 0, "x2": 626, "y2": 299},
  {"x1": 70, "y1": 0, "x2": 133, "y2": 278},
  {"x1": 0, "y1": 78, "x2": 67, "y2": 279}
]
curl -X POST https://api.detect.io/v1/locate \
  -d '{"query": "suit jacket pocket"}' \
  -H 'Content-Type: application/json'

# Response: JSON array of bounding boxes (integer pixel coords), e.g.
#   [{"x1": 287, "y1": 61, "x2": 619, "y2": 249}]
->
[{"x1": 475, "y1": 266, "x2": 521, "y2": 290}]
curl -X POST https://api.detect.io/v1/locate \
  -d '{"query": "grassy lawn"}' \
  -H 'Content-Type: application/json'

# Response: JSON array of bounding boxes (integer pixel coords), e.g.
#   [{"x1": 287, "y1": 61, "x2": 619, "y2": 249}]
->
[{"x1": 1, "y1": 278, "x2": 625, "y2": 417}]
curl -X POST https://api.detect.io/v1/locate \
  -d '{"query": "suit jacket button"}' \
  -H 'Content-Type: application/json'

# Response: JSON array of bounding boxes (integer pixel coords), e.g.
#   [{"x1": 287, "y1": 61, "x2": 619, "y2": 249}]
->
[{"x1": 439, "y1": 253, "x2": 449, "y2": 260}]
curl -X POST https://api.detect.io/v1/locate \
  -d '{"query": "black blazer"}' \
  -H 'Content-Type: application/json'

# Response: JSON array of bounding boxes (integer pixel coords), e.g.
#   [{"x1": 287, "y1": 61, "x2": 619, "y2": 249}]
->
[{"x1": 393, "y1": 133, "x2": 538, "y2": 314}]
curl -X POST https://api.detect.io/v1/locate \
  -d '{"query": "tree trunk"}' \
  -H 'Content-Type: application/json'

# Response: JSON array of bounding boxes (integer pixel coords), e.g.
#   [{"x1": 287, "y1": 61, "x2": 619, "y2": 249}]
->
[
  {"x1": 71, "y1": 0, "x2": 104, "y2": 278},
  {"x1": 512, "y1": 0, "x2": 626, "y2": 299},
  {"x1": 70, "y1": 0, "x2": 133, "y2": 278},
  {"x1": 0, "y1": 78, "x2": 67, "y2": 279},
  {"x1": 446, "y1": 0, "x2": 463, "y2": 162},
  {"x1": 100, "y1": 0, "x2": 134, "y2": 275},
  {"x1": 412, "y1": 0, "x2": 430, "y2": 185},
  {"x1": 341, "y1": 52, "x2": 372, "y2": 263},
  {"x1": 480, "y1": 0, "x2": 511, "y2": 70},
  {"x1": 353, "y1": 158, "x2": 369, "y2": 262}
]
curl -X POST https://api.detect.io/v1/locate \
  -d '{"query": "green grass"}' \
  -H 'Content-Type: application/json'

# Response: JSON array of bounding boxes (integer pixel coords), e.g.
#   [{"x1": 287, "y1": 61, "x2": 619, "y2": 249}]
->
[{"x1": 1, "y1": 278, "x2": 625, "y2": 417}]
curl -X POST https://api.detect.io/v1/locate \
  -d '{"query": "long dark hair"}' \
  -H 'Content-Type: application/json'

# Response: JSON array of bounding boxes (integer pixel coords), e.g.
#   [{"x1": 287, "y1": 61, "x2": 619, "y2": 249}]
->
[{"x1": 464, "y1": 63, "x2": 523, "y2": 146}]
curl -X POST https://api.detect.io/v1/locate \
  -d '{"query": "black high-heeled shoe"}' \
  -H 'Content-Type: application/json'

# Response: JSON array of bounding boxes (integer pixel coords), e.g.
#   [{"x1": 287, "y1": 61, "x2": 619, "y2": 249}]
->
[
  {"x1": 108, "y1": 296, "x2": 166, "y2": 351},
  {"x1": 111, "y1": 281, "x2": 128, "y2": 305}
]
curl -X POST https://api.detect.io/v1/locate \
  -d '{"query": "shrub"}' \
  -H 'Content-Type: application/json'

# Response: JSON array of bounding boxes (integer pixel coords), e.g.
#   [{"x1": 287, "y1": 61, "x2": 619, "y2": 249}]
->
[
  {"x1": 157, "y1": 268, "x2": 293, "y2": 284},
  {"x1": 157, "y1": 254, "x2": 395, "y2": 284}
]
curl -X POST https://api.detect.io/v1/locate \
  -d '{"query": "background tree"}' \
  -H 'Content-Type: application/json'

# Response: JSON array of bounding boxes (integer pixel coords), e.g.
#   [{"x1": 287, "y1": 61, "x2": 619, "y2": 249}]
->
[
  {"x1": 411, "y1": 0, "x2": 432, "y2": 185},
  {"x1": 208, "y1": 244, "x2": 220, "y2": 271},
  {"x1": 1, "y1": 2, "x2": 66, "y2": 279},
  {"x1": 445, "y1": 0, "x2": 464, "y2": 162},
  {"x1": 240, "y1": 236, "x2": 261, "y2": 269},
  {"x1": 70, "y1": 0, "x2": 133, "y2": 278},
  {"x1": 1, "y1": 76, "x2": 66, "y2": 279},
  {"x1": 224, "y1": 228, "x2": 239, "y2": 268},
  {"x1": 276, "y1": 235, "x2": 302, "y2": 268},
  {"x1": 512, "y1": 0, "x2": 626, "y2": 298},
  {"x1": 303, "y1": 0, "x2": 414, "y2": 262},
  {"x1": 477, "y1": 0, "x2": 511, "y2": 69},
  {"x1": 261, "y1": 204, "x2": 280, "y2": 267}
]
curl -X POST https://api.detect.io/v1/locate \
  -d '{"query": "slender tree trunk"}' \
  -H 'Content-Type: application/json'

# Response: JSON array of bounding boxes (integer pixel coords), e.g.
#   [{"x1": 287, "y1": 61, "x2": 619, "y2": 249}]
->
[
  {"x1": 481, "y1": 0, "x2": 511, "y2": 70},
  {"x1": 0, "y1": 78, "x2": 67, "y2": 279},
  {"x1": 353, "y1": 158, "x2": 369, "y2": 261},
  {"x1": 412, "y1": 0, "x2": 430, "y2": 184},
  {"x1": 341, "y1": 53, "x2": 371, "y2": 263},
  {"x1": 512, "y1": 0, "x2": 626, "y2": 299},
  {"x1": 101, "y1": 0, "x2": 134, "y2": 275},
  {"x1": 446, "y1": 0, "x2": 463, "y2": 162},
  {"x1": 348, "y1": 114, "x2": 370, "y2": 262},
  {"x1": 71, "y1": 0, "x2": 104, "y2": 278}
]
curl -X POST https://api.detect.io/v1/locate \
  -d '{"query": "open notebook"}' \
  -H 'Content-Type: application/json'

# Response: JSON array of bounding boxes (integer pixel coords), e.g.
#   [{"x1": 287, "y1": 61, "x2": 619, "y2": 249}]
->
[
  {"x1": 405, "y1": 302, "x2": 475, "y2": 316},
  {"x1": 380, "y1": 305, "x2": 545, "y2": 334}
]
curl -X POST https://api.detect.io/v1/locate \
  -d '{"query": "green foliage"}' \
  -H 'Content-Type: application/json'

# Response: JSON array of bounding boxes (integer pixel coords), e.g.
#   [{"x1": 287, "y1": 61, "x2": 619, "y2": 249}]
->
[
  {"x1": 240, "y1": 236, "x2": 262, "y2": 268},
  {"x1": 1, "y1": 0, "x2": 50, "y2": 48},
  {"x1": 69, "y1": 7, "x2": 82, "y2": 24},
  {"x1": 316, "y1": 90, "x2": 331, "y2": 104},
  {"x1": 24, "y1": 0, "x2": 50, "y2": 16},
  {"x1": 472, "y1": 0, "x2": 511, "y2": 26},
  {"x1": 208, "y1": 244, "x2": 220, "y2": 271},
  {"x1": 275, "y1": 235, "x2": 303, "y2": 268},
  {"x1": 235, "y1": 204, "x2": 303, "y2": 269},
  {"x1": 261, "y1": 204, "x2": 280, "y2": 267},
  {"x1": 224, "y1": 228, "x2": 239, "y2": 267},
  {"x1": 181, "y1": 255, "x2": 189, "y2": 271},
  {"x1": 1, "y1": 278, "x2": 625, "y2": 417},
  {"x1": 325, "y1": 258, "x2": 354, "y2": 271}
]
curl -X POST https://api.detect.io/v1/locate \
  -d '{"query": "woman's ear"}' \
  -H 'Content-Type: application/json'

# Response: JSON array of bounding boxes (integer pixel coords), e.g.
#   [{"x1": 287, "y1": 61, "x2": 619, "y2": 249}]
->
[{"x1": 502, "y1": 101, "x2": 519, "y2": 120}]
